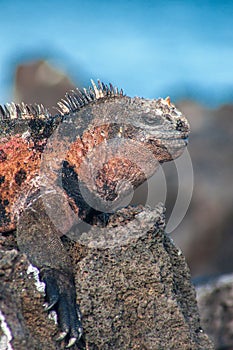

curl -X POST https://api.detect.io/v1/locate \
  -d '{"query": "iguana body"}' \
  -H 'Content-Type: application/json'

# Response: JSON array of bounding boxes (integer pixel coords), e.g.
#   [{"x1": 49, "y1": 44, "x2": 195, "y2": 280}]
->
[{"x1": 0, "y1": 81, "x2": 190, "y2": 347}]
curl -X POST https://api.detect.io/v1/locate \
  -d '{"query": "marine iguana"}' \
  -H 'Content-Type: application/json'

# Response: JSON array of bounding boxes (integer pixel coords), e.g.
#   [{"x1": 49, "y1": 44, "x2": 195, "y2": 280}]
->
[{"x1": 0, "y1": 80, "x2": 190, "y2": 348}]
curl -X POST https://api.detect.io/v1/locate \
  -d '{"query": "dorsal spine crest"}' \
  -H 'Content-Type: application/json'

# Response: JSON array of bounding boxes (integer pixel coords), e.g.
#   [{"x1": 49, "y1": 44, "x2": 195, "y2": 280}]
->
[
  {"x1": 0, "y1": 80, "x2": 124, "y2": 120},
  {"x1": 0, "y1": 102, "x2": 50, "y2": 121},
  {"x1": 57, "y1": 80, "x2": 124, "y2": 115}
]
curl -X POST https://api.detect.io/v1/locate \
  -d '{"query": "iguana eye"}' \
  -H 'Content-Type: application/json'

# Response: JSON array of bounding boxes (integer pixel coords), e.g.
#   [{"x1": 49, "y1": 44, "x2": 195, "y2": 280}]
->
[{"x1": 142, "y1": 114, "x2": 160, "y2": 126}]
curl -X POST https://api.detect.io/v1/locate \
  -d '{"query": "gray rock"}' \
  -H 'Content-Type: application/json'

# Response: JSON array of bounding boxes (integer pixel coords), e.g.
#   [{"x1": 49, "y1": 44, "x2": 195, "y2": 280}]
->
[{"x1": 196, "y1": 273, "x2": 233, "y2": 350}]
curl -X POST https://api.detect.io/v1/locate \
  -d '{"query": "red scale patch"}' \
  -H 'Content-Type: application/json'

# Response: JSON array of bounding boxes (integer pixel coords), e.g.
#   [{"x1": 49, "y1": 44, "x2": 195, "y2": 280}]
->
[{"x1": 0, "y1": 135, "x2": 42, "y2": 232}]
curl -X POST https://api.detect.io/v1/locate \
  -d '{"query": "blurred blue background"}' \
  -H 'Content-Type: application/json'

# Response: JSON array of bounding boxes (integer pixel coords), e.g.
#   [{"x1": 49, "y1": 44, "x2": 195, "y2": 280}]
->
[{"x1": 0, "y1": 0, "x2": 233, "y2": 106}]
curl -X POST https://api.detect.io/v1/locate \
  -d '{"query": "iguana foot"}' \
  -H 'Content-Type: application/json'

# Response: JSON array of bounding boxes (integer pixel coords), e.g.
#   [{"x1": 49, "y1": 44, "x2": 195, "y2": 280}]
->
[{"x1": 40, "y1": 268, "x2": 83, "y2": 348}]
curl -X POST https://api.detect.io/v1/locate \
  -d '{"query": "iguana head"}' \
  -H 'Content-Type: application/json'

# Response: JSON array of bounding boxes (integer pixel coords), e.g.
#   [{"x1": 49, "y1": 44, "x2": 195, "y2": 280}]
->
[
  {"x1": 58, "y1": 80, "x2": 190, "y2": 162},
  {"x1": 119, "y1": 95, "x2": 189, "y2": 162}
]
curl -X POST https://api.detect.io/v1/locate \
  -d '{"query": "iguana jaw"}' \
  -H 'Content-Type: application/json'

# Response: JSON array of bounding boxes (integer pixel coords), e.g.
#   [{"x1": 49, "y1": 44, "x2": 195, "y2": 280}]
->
[{"x1": 146, "y1": 136, "x2": 188, "y2": 163}]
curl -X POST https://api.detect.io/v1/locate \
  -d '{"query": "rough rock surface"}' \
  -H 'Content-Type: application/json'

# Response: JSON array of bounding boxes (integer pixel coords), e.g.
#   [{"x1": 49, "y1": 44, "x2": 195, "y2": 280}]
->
[
  {"x1": 0, "y1": 204, "x2": 213, "y2": 349},
  {"x1": 196, "y1": 273, "x2": 233, "y2": 350}
]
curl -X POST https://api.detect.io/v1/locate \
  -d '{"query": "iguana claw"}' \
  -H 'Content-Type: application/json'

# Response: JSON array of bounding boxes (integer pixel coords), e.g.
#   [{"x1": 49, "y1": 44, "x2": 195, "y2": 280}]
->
[
  {"x1": 66, "y1": 337, "x2": 78, "y2": 348},
  {"x1": 56, "y1": 331, "x2": 69, "y2": 342},
  {"x1": 41, "y1": 268, "x2": 83, "y2": 348}
]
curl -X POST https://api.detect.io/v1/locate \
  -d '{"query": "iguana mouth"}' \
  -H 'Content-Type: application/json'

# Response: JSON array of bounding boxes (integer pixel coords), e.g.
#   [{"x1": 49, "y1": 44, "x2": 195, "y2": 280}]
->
[
  {"x1": 148, "y1": 132, "x2": 188, "y2": 146},
  {"x1": 164, "y1": 138, "x2": 189, "y2": 154},
  {"x1": 144, "y1": 118, "x2": 190, "y2": 142}
]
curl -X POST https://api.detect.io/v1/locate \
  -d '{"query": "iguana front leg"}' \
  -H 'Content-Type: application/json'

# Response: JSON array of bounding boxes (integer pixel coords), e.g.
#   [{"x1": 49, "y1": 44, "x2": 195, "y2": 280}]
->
[{"x1": 16, "y1": 194, "x2": 83, "y2": 348}]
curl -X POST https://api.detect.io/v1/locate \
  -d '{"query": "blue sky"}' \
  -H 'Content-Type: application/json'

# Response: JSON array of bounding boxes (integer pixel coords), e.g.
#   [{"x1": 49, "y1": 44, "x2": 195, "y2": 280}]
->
[{"x1": 1, "y1": 0, "x2": 233, "y2": 106}]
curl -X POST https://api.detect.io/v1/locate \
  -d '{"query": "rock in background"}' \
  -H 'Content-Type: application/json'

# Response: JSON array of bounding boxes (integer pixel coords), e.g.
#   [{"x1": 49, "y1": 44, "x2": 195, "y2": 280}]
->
[
  {"x1": 13, "y1": 60, "x2": 76, "y2": 109},
  {"x1": 172, "y1": 101, "x2": 233, "y2": 277},
  {"x1": 196, "y1": 273, "x2": 233, "y2": 350}
]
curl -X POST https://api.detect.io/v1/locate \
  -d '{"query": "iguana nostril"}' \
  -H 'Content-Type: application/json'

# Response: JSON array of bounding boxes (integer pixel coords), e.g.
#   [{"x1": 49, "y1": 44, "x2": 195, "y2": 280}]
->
[{"x1": 176, "y1": 119, "x2": 189, "y2": 133}]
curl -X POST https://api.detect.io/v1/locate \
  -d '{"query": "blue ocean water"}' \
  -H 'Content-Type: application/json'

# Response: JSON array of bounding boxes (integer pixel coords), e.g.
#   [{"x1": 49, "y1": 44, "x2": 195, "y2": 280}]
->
[{"x1": 0, "y1": 0, "x2": 233, "y2": 106}]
